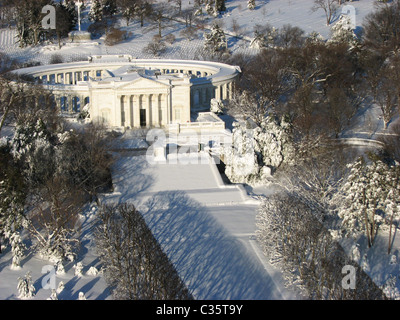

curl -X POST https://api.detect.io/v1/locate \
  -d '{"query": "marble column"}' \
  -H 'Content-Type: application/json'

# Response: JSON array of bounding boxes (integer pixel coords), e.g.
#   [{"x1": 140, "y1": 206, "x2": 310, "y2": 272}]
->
[
  {"x1": 133, "y1": 95, "x2": 140, "y2": 128},
  {"x1": 145, "y1": 94, "x2": 151, "y2": 128}
]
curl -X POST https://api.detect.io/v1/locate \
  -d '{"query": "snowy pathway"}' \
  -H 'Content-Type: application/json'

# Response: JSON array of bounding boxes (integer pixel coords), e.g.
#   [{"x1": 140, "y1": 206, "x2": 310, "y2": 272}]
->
[{"x1": 103, "y1": 154, "x2": 298, "y2": 300}]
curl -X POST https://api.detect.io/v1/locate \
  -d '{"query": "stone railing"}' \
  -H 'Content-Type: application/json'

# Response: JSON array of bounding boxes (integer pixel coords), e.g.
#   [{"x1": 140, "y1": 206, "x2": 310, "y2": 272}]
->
[{"x1": 168, "y1": 121, "x2": 225, "y2": 134}]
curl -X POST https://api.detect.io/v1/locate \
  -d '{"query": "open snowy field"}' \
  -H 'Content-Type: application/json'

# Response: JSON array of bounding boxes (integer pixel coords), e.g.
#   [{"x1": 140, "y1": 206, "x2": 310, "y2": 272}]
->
[{"x1": 0, "y1": 0, "x2": 378, "y2": 65}]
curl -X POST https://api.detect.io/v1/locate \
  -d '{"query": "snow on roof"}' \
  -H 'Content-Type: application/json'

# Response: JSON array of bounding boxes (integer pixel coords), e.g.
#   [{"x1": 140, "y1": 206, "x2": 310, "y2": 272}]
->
[{"x1": 12, "y1": 57, "x2": 241, "y2": 84}]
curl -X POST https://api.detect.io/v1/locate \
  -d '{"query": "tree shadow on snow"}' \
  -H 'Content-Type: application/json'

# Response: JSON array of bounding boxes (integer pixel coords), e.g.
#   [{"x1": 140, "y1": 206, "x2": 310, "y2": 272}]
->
[
  {"x1": 109, "y1": 155, "x2": 155, "y2": 204},
  {"x1": 141, "y1": 190, "x2": 283, "y2": 300}
]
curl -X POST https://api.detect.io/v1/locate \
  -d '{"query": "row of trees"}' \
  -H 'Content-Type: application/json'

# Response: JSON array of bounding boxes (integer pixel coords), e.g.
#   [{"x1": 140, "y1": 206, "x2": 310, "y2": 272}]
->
[
  {"x1": 1, "y1": 0, "x2": 230, "y2": 48},
  {"x1": 255, "y1": 134, "x2": 400, "y2": 298},
  {"x1": 95, "y1": 203, "x2": 192, "y2": 299}
]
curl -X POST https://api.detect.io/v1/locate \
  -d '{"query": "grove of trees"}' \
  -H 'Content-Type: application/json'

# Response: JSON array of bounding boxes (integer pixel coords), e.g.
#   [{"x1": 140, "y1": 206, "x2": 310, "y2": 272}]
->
[{"x1": 0, "y1": 59, "x2": 113, "y2": 270}]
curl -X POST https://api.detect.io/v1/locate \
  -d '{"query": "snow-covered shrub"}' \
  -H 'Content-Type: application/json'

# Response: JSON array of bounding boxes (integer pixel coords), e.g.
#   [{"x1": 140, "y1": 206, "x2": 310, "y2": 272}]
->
[
  {"x1": 143, "y1": 40, "x2": 167, "y2": 57},
  {"x1": 222, "y1": 115, "x2": 294, "y2": 185},
  {"x1": 86, "y1": 266, "x2": 99, "y2": 276},
  {"x1": 56, "y1": 281, "x2": 65, "y2": 294},
  {"x1": 382, "y1": 275, "x2": 400, "y2": 300},
  {"x1": 105, "y1": 28, "x2": 128, "y2": 46},
  {"x1": 74, "y1": 262, "x2": 84, "y2": 277},
  {"x1": 78, "y1": 292, "x2": 86, "y2": 300},
  {"x1": 55, "y1": 260, "x2": 66, "y2": 275},
  {"x1": 48, "y1": 289, "x2": 58, "y2": 300},
  {"x1": 210, "y1": 98, "x2": 225, "y2": 114},
  {"x1": 165, "y1": 33, "x2": 176, "y2": 45}
]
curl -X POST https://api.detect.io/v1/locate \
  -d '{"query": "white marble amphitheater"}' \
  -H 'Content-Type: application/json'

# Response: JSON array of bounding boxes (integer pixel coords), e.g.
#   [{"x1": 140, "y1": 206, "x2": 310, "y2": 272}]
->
[{"x1": 14, "y1": 55, "x2": 241, "y2": 131}]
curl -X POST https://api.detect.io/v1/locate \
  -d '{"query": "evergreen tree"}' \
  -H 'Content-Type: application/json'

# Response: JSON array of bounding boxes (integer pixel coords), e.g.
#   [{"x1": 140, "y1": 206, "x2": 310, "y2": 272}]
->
[
  {"x1": 17, "y1": 271, "x2": 35, "y2": 299},
  {"x1": 248, "y1": 0, "x2": 255, "y2": 10},
  {"x1": 215, "y1": 0, "x2": 226, "y2": 13},
  {"x1": 10, "y1": 232, "x2": 25, "y2": 270},
  {"x1": 54, "y1": 2, "x2": 77, "y2": 48},
  {"x1": 329, "y1": 14, "x2": 358, "y2": 47},
  {"x1": 89, "y1": 0, "x2": 103, "y2": 22},
  {"x1": 0, "y1": 141, "x2": 26, "y2": 255},
  {"x1": 337, "y1": 155, "x2": 400, "y2": 250},
  {"x1": 103, "y1": 0, "x2": 117, "y2": 18},
  {"x1": 250, "y1": 30, "x2": 266, "y2": 49},
  {"x1": 204, "y1": 23, "x2": 227, "y2": 53},
  {"x1": 64, "y1": 0, "x2": 78, "y2": 27}
]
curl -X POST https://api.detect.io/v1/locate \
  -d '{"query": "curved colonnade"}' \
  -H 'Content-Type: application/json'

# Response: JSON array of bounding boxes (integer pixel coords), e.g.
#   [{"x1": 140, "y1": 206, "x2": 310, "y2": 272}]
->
[{"x1": 13, "y1": 55, "x2": 241, "y2": 128}]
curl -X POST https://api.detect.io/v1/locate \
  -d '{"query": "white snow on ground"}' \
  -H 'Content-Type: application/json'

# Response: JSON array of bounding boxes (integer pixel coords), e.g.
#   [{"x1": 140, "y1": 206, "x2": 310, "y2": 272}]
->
[
  {"x1": 1, "y1": 0, "x2": 399, "y2": 300},
  {"x1": 103, "y1": 152, "x2": 298, "y2": 300},
  {"x1": 0, "y1": 202, "x2": 111, "y2": 300},
  {"x1": 0, "y1": 0, "x2": 378, "y2": 65}
]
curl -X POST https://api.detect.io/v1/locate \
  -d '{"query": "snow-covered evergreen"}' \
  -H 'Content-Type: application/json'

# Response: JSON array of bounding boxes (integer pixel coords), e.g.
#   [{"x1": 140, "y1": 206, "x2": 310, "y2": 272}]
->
[
  {"x1": 204, "y1": 24, "x2": 227, "y2": 53},
  {"x1": 74, "y1": 262, "x2": 84, "y2": 276},
  {"x1": 337, "y1": 157, "x2": 400, "y2": 251},
  {"x1": 89, "y1": 0, "x2": 103, "y2": 22},
  {"x1": 10, "y1": 232, "x2": 25, "y2": 270},
  {"x1": 248, "y1": 0, "x2": 256, "y2": 10},
  {"x1": 329, "y1": 14, "x2": 358, "y2": 47},
  {"x1": 250, "y1": 30, "x2": 267, "y2": 49},
  {"x1": 17, "y1": 271, "x2": 35, "y2": 299}
]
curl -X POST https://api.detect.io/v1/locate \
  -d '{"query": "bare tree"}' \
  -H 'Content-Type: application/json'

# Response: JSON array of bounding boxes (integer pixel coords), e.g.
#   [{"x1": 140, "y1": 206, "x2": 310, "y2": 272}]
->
[
  {"x1": 311, "y1": 0, "x2": 338, "y2": 25},
  {"x1": 227, "y1": 90, "x2": 273, "y2": 127},
  {"x1": 256, "y1": 190, "x2": 386, "y2": 299},
  {"x1": 376, "y1": 77, "x2": 398, "y2": 129},
  {"x1": 26, "y1": 175, "x2": 84, "y2": 261},
  {"x1": 57, "y1": 123, "x2": 113, "y2": 202},
  {"x1": 363, "y1": 0, "x2": 400, "y2": 56},
  {"x1": 379, "y1": 121, "x2": 400, "y2": 163}
]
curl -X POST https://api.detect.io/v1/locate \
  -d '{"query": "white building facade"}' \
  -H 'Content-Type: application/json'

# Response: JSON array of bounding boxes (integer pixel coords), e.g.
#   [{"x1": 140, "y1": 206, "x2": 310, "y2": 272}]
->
[{"x1": 13, "y1": 55, "x2": 241, "y2": 129}]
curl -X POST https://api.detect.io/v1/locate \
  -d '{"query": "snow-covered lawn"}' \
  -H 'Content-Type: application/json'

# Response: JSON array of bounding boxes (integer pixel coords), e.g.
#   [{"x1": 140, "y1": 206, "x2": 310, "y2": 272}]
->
[
  {"x1": 0, "y1": 202, "x2": 111, "y2": 300},
  {"x1": 0, "y1": 0, "x2": 378, "y2": 65}
]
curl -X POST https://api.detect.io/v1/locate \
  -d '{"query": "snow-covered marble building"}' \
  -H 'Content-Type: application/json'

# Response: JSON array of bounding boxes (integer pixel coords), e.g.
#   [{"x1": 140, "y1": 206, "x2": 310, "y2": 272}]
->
[{"x1": 13, "y1": 55, "x2": 241, "y2": 129}]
